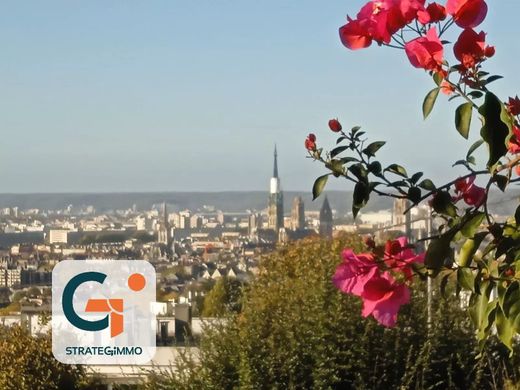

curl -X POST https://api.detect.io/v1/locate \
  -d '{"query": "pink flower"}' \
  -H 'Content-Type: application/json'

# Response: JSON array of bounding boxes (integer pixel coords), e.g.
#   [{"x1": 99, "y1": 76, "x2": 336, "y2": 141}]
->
[
  {"x1": 339, "y1": 18, "x2": 373, "y2": 50},
  {"x1": 440, "y1": 80, "x2": 455, "y2": 95},
  {"x1": 453, "y1": 28, "x2": 494, "y2": 70},
  {"x1": 417, "y1": 2, "x2": 447, "y2": 24},
  {"x1": 507, "y1": 96, "x2": 520, "y2": 116},
  {"x1": 508, "y1": 126, "x2": 520, "y2": 154},
  {"x1": 405, "y1": 27, "x2": 444, "y2": 72},
  {"x1": 384, "y1": 237, "x2": 425, "y2": 279},
  {"x1": 332, "y1": 249, "x2": 378, "y2": 297},
  {"x1": 340, "y1": 0, "x2": 426, "y2": 49},
  {"x1": 361, "y1": 272, "x2": 410, "y2": 327},
  {"x1": 446, "y1": 0, "x2": 487, "y2": 28},
  {"x1": 454, "y1": 175, "x2": 486, "y2": 207}
]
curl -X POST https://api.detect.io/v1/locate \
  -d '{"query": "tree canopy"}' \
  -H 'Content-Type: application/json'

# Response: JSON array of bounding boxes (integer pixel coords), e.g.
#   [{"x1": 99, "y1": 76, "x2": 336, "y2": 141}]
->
[{"x1": 144, "y1": 235, "x2": 520, "y2": 389}]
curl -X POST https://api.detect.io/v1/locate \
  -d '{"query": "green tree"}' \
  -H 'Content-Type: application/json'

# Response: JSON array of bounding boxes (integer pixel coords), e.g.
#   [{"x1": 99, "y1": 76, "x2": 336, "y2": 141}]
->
[
  {"x1": 201, "y1": 277, "x2": 243, "y2": 317},
  {"x1": 143, "y1": 236, "x2": 520, "y2": 390},
  {"x1": 0, "y1": 325, "x2": 100, "y2": 390}
]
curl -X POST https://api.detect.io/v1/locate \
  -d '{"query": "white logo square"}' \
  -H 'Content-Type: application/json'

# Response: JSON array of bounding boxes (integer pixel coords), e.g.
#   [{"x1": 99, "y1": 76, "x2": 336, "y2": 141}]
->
[{"x1": 52, "y1": 260, "x2": 156, "y2": 365}]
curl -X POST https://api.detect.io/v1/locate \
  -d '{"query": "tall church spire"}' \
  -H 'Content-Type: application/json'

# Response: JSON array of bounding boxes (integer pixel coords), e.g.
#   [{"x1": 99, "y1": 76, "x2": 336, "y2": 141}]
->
[
  {"x1": 268, "y1": 145, "x2": 284, "y2": 234},
  {"x1": 273, "y1": 144, "x2": 278, "y2": 178}
]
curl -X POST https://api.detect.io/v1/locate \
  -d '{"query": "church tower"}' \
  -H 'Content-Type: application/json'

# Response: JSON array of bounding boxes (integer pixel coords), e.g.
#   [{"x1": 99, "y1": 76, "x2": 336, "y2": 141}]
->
[
  {"x1": 291, "y1": 196, "x2": 305, "y2": 230},
  {"x1": 157, "y1": 202, "x2": 171, "y2": 245},
  {"x1": 319, "y1": 196, "x2": 333, "y2": 238},
  {"x1": 268, "y1": 146, "x2": 284, "y2": 232}
]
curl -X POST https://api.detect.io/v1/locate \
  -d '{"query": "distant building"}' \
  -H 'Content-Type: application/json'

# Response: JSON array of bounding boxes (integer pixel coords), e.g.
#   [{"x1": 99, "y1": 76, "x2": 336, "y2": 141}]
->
[
  {"x1": 393, "y1": 198, "x2": 411, "y2": 240},
  {"x1": 291, "y1": 197, "x2": 305, "y2": 230},
  {"x1": 157, "y1": 203, "x2": 171, "y2": 246},
  {"x1": 267, "y1": 146, "x2": 284, "y2": 232},
  {"x1": 0, "y1": 269, "x2": 21, "y2": 288},
  {"x1": 248, "y1": 213, "x2": 261, "y2": 237},
  {"x1": 319, "y1": 196, "x2": 333, "y2": 238},
  {"x1": 49, "y1": 229, "x2": 68, "y2": 244}
]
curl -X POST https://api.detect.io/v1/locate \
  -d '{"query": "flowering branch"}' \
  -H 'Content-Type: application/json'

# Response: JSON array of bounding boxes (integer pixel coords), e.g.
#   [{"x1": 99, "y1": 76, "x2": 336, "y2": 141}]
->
[{"x1": 305, "y1": 0, "x2": 520, "y2": 353}]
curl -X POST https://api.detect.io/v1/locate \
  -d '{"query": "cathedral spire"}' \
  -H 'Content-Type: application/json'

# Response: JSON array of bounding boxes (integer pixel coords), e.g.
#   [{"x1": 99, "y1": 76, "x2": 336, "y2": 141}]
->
[{"x1": 273, "y1": 144, "x2": 278, "y2": 178}]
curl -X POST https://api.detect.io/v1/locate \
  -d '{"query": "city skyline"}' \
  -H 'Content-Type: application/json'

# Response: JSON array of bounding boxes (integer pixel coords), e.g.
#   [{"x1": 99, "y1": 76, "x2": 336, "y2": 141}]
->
[{"x1": 0, "y1": 1, "x2": 519, "y2": 192}]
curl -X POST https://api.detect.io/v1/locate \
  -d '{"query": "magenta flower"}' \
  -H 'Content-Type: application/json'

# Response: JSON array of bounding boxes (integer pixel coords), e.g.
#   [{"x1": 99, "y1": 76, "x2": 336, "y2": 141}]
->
[
  {"x1": 405, "y1": 27, "x2": 444, "y2": 72},
  {"x1": 384, "y1": 237, "x2": 425, "y2": 279},
  {"x1": 360, "y1": 272, "x2": 410, "y2": 327},
  {"x1": 332, "y1": 249, "x2": 378, "y2": 297},
  {"x1": 454, "y1": 175, "x2": 486, "y2": 207}
]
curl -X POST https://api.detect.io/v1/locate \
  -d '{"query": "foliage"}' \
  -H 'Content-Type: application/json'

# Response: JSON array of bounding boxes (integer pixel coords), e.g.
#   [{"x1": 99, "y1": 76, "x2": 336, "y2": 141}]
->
[
  {"x1": 306, "y1": 0, "x2": 520, "y2": 351},
  {"x1": 201, "y1": 277, "x2": 243, "y2": 317},
  {"x1": 0, "y1": 325, "x2": 100, "y2": 390},
  {"x1": 143, "y1": 237, "x2": 520, "y2": 389}
]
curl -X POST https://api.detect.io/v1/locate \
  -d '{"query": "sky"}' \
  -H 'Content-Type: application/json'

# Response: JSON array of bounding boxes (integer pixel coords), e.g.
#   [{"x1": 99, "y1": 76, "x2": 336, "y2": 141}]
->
[{"x1": 0, "y1": 0, "x2": 519, "y2": 193}]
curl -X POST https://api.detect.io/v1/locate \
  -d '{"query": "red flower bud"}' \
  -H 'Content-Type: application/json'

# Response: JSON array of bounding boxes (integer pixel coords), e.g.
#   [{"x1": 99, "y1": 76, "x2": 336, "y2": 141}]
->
[
  {"x1": 484, "y1": 45, "x2": 495, "y2": 58},
  {"x1": 328, "y1": 119, "x2": 342, "y2": 132},
  {"x1": 305, "y1": 133, "x2": 317, "y2": 151},
  {"x1": 363, "y1": 236, "x2": 376, "y2": 249}
]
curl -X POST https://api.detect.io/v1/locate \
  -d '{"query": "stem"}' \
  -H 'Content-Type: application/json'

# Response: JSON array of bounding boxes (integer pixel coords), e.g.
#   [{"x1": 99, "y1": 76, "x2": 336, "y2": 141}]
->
[{"x1": 439, "y1": 18, "x2": 455, "y2": 36}]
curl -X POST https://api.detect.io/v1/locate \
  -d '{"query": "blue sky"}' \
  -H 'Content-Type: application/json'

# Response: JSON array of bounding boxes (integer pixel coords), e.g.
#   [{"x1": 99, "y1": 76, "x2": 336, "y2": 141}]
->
[{"x1": 0, "y1": 0, "x2": 518, "y2": 192}]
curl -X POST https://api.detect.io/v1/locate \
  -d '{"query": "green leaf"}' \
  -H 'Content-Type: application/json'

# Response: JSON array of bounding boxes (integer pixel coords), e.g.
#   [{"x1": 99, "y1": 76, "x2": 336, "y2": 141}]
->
[
  {"x1": 515, "y1": 205, "x2": 520, "y2": 226},
  {"x1": 440, "y1": 273, "x2": 452, "y2": 299},
  {"x1": 368, "y1": 161, "x2": 382, "y2": 175},
  {"x1": 430, "y1": 191, "x2": 457, "y2": 218},
  {"x1": 466, "y1": 139, "x2": 484, "y2": 161},
  {"x1": 461, "y1": 212, "x2": 485, "y2": 238},
  {"x1": 484, "y1": 75, "x2": 504, "y2": 85},
  {"x1": 312, "y1": 174, "x2": 329, "y2": 200},
  {"x1": 468, "y1": 91, "x2": 484, "y2": 99},
  {"x1": 339, "y1": 157, "x2": 358, "y2": 164},
  {"x1": 457, "y1": 267, "x2": 475, "y2": 292},
  {"x1": 351, "y1": 126, "x2": 362, "y2": 135},
  {"x1": 348, "y1": 164, "x2": 368, "y2": 183},
  {"x1": 478, "y1": 92, "x2": 511, "y2": 169},
  {"x1": 352, "y1": 182, "x2": 370, "y2": 220},
  {"x1": 353, "y1": 182, "x2": 370, "y2": 209},
  {"x1": 418, "y1": 179, "x2": 436, "y2": 191},
  {"x1": 496, "y1": 307, "x2": 515, "y2": 354},
  {"x1": 455, "y1": 102, "x2": 473, "y2": 139},
  {"x1": 408, "y1": 187, "x2": 421, "y2": 204},
  {"x1": 494, "y1": 174, "x2": 509, "y2": 192},
  {"x1": 362, "y1": 141, "x2": 386, "y2": 157},
  {"x1": 469, "y1": 282, "x2": 497, "y2": 351},
  {"x1": 423, "y1": 88, "x2": 440, "y2": 119},
  {"x1": 425, "y1": 233, "x2": 454, "y2": 272},
  {"x1": 385, "y1": 164, "x2": 408, "y2": 178},
  {"x1": 336, "y1": 136, "x2": 347, "y2": 145},
  {"x1": 330, "y1": 146, "x2": 349, "y2": 158},
  {"x1": 433, "y1": 72, "x2": 443, "y2": 86},
  {"x1": 325, "y1": 159, "x2": 344, "y2": 177},
  {"x1": 410, "y1": 172, "x2": 424, "y2": 184},
  {"x1": 501, "y1": 281, "x2": 520, "y2": 317},
  {"x1": 457, "y1": 233, "x2": 486, "y2": 267}
]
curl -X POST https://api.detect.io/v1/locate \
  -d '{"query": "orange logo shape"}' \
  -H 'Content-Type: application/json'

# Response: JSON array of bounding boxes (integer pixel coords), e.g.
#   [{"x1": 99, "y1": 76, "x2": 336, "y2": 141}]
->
[{"x1": 85, "y1": 298, "x2": 124, "y2": 337}]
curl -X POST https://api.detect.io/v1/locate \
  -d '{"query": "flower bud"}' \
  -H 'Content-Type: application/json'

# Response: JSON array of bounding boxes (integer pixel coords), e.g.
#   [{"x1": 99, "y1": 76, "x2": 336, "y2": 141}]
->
[{"x1": 328, "y1": 119, "x2": 342, "y2": 133}]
